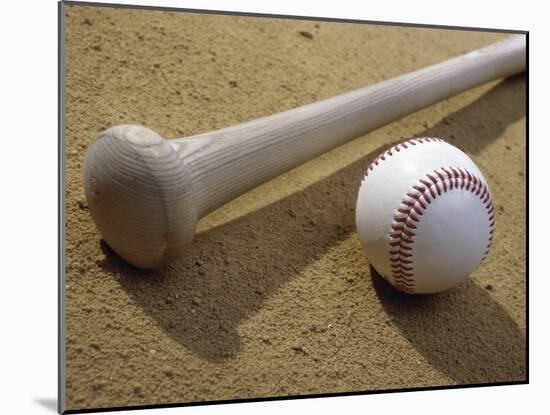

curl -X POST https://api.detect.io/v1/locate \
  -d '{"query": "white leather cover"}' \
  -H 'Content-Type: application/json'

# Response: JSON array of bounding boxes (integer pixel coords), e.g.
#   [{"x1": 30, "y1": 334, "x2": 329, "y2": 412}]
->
[{"x1": 355, "y1": 138, "x2": 494, "y2": 294}]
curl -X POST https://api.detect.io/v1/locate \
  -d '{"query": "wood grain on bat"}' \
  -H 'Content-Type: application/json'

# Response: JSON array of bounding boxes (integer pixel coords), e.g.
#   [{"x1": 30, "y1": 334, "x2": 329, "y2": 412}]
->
[{"x1": 83, "y1": 35, "x2": 526, "y2": 269}]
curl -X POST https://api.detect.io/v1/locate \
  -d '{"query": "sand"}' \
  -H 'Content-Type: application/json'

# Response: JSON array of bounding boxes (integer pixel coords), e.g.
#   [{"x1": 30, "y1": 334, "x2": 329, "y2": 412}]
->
[{"x1": 63, "y1": 4, "x2": 526, "y2": 411}]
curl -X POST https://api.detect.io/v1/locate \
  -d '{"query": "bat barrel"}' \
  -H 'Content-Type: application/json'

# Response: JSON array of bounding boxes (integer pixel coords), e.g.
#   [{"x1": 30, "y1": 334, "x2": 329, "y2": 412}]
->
[{"x1": 84, "y1": 125, "x2": 199, "y2": 268}]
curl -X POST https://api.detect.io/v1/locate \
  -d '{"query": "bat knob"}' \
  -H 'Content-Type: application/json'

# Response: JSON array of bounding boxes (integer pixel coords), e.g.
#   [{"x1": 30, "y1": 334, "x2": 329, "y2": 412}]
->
[{"x1": 83, "y1": 124, "x2": 198, "y2": 268}]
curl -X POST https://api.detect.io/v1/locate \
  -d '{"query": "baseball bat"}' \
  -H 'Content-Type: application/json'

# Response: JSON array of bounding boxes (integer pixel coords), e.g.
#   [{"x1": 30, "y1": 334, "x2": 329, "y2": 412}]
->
[{"x1": 83, "y1": 35, "x2": 526, "y2": 269}]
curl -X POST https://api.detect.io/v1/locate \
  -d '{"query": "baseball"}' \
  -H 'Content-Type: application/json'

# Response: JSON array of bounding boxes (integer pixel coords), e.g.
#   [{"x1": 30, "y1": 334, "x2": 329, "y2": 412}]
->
[{"x1": 356, "y1": 138, "x2": 495, "y2": 294}]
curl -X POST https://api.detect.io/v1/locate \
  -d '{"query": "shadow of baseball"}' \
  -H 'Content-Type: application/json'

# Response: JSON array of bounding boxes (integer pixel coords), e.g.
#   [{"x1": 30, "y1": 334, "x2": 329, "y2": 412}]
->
[{"x1": 371, "y1": 266, "x2": 526, "y2": 385}]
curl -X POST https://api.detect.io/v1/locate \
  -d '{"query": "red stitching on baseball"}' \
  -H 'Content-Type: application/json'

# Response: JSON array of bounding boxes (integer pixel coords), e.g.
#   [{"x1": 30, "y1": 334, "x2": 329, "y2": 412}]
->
[
  {"x1": 388, "y1": 167, "x2": 494, "y2": 293},
  {"x1": 365, "y1": 137, "x2": 444, "y2": 176},
  {"x1": 362, "y1": 138, "x2": 494, "y2": 293}
]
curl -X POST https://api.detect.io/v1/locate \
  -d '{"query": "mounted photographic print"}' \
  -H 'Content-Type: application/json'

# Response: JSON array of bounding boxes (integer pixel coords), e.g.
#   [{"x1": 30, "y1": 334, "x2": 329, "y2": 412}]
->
[{"x1": 59, "y1": 1, "x2": 527, "y2": 412}]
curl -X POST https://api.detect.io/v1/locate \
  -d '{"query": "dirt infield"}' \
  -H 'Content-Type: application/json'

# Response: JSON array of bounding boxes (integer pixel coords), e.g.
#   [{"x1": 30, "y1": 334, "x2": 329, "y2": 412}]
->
[{"x1": 63, "y1": 4, "x2": 526, "y2": 411}]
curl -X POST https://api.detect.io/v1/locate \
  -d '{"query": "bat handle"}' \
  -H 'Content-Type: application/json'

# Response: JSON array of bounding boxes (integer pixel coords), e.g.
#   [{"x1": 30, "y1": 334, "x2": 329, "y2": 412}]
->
[{"x1": 175, "y1": 35, "x2": 526, "y2": 218}]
